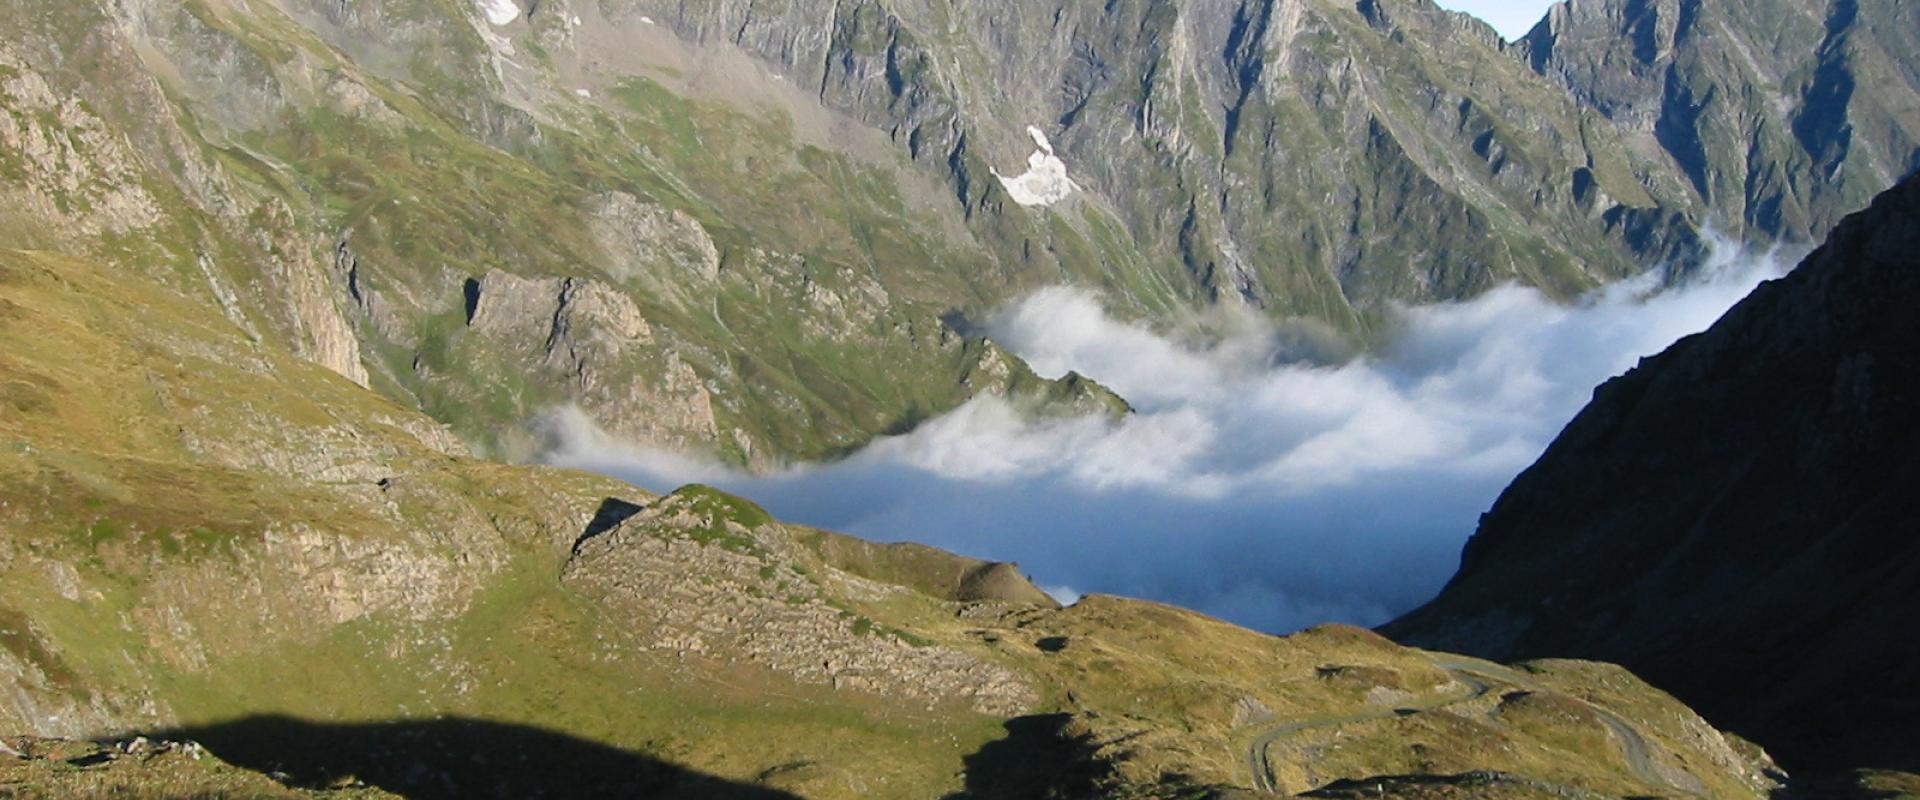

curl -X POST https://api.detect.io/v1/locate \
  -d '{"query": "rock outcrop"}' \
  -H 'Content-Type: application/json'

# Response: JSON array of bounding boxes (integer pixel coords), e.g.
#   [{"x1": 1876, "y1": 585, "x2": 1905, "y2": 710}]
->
[
  {"x1": 563, "y1": 487, "x2": 1040, "y2": 716},
  {"x1": 586, "y1": 191, "x2": 723, "y2": 286},
  {"x1": 461, "y1": 268, "x2": 722, "y2": 451}
]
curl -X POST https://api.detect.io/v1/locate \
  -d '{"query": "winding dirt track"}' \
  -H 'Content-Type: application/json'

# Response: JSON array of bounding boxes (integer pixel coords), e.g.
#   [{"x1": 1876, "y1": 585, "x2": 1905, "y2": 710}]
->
[{"x1": 1243, "y1": 658, "x2": 1704, "y2": 796}]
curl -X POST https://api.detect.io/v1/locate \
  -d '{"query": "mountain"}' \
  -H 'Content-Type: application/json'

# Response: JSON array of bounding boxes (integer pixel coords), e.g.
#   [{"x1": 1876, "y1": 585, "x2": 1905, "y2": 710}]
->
[
  {"x1": 0, "y1": 248, "x2": 1783, "y2": 797},
  {"x1": 1520, "y1": 0, "x2": 1920, "y2": 244},
  {"x1": 4, "y1": 0, "x2": 1919, "y2": 795},
  {"x1": 1384, "y1": 173, "x2": 1920, "y2": 776},
  {"x1": 9, "y1": 0, "x2": 1912, "y2": 468}
]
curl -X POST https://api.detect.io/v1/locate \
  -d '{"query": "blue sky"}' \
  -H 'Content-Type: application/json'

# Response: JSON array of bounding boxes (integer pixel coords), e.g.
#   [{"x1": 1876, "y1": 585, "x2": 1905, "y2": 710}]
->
[{"x1": 1433, "y1": 0, "x2": 1559, "y2": 39}]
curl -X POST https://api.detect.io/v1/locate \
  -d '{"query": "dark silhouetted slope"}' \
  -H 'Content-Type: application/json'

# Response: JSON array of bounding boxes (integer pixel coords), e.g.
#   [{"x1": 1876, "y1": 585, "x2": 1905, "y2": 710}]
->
[{"x1": 1386, "y1": 174, "x2": 1920, "y2": 774}]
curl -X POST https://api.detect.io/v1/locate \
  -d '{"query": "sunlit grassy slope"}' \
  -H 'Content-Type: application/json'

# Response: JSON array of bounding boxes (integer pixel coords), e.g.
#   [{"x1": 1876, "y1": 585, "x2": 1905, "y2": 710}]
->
[{"x1": 0, "y1": 248, "x2": 1785, "y2": 797}]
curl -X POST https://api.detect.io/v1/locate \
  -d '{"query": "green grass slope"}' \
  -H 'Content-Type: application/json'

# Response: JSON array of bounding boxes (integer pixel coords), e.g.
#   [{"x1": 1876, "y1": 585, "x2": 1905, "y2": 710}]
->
[{"x1": 0, "y1": 246, "x2": 1783, "y2": 797}]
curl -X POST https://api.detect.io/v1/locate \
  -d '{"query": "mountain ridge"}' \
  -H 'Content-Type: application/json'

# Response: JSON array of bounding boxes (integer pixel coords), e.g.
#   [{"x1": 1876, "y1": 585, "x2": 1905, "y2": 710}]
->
[
  {"x1": 1385, "y1": 172, "x2": 1920, "y2": 776},
  {"x1": 17, "y1": 0, "x2": 1915, "y2": 465},
  {"x1": 4, "y1": 0, "x2": 1920, "y2": 794},
  {"x1": 1519, "y1": 0, "x2": 1920, "y2": 244}
]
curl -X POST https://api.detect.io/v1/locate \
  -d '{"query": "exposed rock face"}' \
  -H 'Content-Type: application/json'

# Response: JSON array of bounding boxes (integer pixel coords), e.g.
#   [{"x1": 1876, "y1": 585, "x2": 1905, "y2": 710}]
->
[
  {"x1": 563, "y1": 487, "x2": 1040, "y2": 716},
  {"x1": 0, "y1": 47, "x2": 163, "y2": 241},
  {"x1": 1385, "y1": 174, "x2": 1920, "y2": 774},
  {"x1": 269, "y1": 211, "x2": 370, "y2": 388},
  {"x1": 5, "y1": 0, "x2": 1915, "y2": 463},
  {"x1": 1521, "y1": 0, "x2": 1920, "y2": 244},
  {"x1": 586, "y1": 191, "x2": 722, "y2": 285},
  {"x1": 464, "y1": 268, "x2": 720, "y2": 449}
]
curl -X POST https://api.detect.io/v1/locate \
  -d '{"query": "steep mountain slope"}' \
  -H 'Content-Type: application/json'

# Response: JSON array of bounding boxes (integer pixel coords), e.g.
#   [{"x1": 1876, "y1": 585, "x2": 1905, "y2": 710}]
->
[
  {"x1": 600, "y1": 0, "x2": 1697, "y2": 308},
  {"x1": 6, "y1": 0, "x2": 1912, "y2": 468},
  {"x1": 0, "y1": 0, "x2": 1742, "y2": 466},
  {"x1": 0, "y1": 0, "x2": 1126, "y2": 466},
  {"x1": 0, "y1": 245, "x2": 1783, "y2": 798},
  {"x1": 1521, "y1": 0, "x2": 1920, "y2": 244},
  {"x1": 2, "y1": 0, "x2": 1913, "y2": 795},
  {"x1": 1385, "y1": 174, "x2": 1920, "y2": 775}
]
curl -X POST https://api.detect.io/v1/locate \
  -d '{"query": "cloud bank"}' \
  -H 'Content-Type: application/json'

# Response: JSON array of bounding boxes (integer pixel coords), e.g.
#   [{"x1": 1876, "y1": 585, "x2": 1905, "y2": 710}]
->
[{"x1": 546, "y1": 246, "x2": 1786, "y2": 633}]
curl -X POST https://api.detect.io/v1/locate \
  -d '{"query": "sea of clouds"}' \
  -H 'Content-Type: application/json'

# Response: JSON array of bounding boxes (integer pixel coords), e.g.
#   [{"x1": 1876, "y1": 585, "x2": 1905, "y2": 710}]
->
[{"x1": 545, "y1": 244, "x2": 1789, "y2": 634}]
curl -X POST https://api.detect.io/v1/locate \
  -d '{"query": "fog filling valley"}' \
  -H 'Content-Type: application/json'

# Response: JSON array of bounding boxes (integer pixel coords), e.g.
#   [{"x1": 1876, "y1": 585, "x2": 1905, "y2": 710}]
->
[{"x1": 547, "y1": 247, "x2": 1788, "y2": 633}]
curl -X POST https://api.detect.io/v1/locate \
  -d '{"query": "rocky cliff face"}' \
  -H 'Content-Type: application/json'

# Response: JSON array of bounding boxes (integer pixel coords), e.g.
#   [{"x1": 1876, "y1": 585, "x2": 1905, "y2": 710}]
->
[
  {"x1": 1521, "y1": 0, "x2": 1920, "y2": 244},
  {"x1": 586, "y1": 0, "x2": 1694, "y2": 315},
  {"x1": 12, "y1": 0, "x2": 1905, "y2": 465},
  {"x1": 1385, "y1": 174, "x2": 1920, "y2": 775}
]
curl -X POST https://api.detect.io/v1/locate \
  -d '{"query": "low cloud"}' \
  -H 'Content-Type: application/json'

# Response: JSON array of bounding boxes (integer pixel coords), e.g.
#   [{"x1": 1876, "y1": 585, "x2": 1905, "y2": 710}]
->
[{"x1": 546, "y1": 244, "x2": 1787, "y2": 633}]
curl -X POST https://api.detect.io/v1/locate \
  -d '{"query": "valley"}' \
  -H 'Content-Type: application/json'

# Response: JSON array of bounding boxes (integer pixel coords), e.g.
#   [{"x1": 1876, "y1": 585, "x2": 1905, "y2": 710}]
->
[{"x1": 1, "y1": 0, "x2": 1916, "y2": 796}]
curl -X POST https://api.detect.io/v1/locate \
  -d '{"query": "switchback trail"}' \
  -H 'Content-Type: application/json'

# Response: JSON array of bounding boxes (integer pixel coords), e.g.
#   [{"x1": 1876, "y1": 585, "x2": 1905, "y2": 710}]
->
[{"x1": 1243, "y1": 657, "x2": 1704, "y2": 796}]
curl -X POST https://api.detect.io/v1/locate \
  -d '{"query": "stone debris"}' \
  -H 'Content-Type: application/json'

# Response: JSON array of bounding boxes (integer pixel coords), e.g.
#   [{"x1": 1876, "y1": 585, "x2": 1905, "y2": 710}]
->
[{"x1": 563, "y1": 496, "x2": 1037, "y2": 716}]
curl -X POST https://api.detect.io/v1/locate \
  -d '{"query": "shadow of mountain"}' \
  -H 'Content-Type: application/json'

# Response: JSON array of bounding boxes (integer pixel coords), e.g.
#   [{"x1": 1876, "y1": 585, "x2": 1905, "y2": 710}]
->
[
  {"x1": 1299, "y1": 771, "x2": 1587, "y2": 798},
  {"x1": 945, "y1": 713, "x2": 1108, "y2": 799},
  {"x1": 141, "y1": 715, "x2": 800, "y2": 799},
  {"x1": 1770, "y1": 768, "x2": 1920, "y2": 800}
]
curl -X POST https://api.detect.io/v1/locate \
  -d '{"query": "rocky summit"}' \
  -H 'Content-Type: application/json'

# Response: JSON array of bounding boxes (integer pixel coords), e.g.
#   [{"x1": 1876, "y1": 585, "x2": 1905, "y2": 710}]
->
[{"x1": 2, "y1": 0, "x2": 1918, "y2": 796}]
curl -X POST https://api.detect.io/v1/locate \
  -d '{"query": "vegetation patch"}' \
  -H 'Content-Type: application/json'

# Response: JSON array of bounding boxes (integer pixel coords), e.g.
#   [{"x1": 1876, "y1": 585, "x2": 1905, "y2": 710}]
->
[{"x1": 0, "y1": 608, "x2": 89, "y2": 698}]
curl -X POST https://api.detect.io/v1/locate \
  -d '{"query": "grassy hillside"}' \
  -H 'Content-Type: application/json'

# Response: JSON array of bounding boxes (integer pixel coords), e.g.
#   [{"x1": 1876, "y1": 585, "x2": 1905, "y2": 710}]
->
[{"x1": 0, "y1": 246, "x2": 1784, "y2": 797}]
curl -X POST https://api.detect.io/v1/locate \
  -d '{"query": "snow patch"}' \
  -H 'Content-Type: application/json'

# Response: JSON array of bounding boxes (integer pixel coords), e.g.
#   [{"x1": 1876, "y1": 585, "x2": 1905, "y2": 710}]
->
[
  {"x1": 478, "y1": 0, "x2": 520, "y2": 26},
  {"x1": 993, "y1": 126, "x2": 1078, "y2": 207}
]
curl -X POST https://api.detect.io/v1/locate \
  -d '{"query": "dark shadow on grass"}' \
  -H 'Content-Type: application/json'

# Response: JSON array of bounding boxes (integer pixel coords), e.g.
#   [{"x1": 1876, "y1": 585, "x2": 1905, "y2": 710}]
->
[
  {"x1": 944, "y1": 713, "x2": 1108, "y2": 799},
  {"x1": 1768, "y1": 768, "x2": 1920, "y2": 800},
  {"x1": 141, "y1": 715, "x2": 800, "y2": 799},
  {"x1": 1300, "y1": 771, "x2": 1577, "y2": 797}
]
